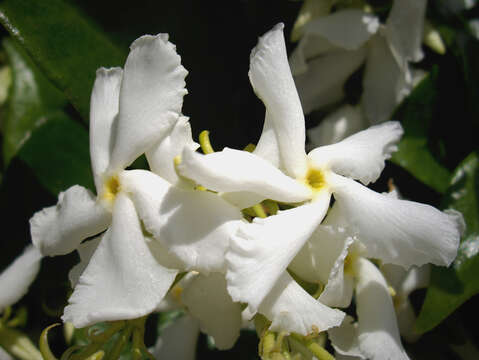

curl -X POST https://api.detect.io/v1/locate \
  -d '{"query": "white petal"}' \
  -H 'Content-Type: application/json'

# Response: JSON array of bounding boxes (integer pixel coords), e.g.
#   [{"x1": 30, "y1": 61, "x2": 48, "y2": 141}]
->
[
  {"x1": 379, "y1": 263, "x2": 408, "y2": 291},
  {"x1": 109, "y1": 34, "x2": 188, "y2": 171},
  {"x1": 304, "y1": 9, "x2": 379, "y2": 50},
  {"x1": 226, "y1": 194, "x2": 330, "y2": 314},
  {"x1": 147, "y1": 116, "x2": 199, "y2": 185},
  {"x1": 395, "y1": 298, "x2": 420, "y2": 343},
  {"x1": 385, "y1": 0, "x2": 426, "y2": 66},
  {"x1": 220, "y1": 191, "x2": 268, "y2": 210},
  {"x1": 89, "y1": 67, "x2": 123, "y2": 192},
  {"x1": 290, "y1": 0, "x2": 336, "y2": 43},
  {"x1": 397, "y1": 265, "x2": 430, "y2": 298},
  {"x1": 362, "y1": 34, "x2": 411, "y2": 125},
  {"x1": 328, "y1": 315, "x2": 365, "y2": 359},
  {"x1": 249, "y1": 24, "x2": 307, "y2": 178},
  {"x1": 0, "y1": 246, "x2": 42, "y2": 310},
  {"x1": 259, "y1": 272, "x2": 344, "y2": 334},
  {"x1": 152, "y1": 314, "x2": 199, "y2": 360},
  {"x1": 289, "y1": 224, "x2": 350, "y2": 284},
  {"x1": 68, "y1": 237, "x2": 102, "y2": 288},
  {"x1": 331, "y1": 175, "x2": 462, "y2": 268},
  {"x1": 182, "y1": 273, "x2": 242, "y2": 350},
  {"x1": 30, "y1": 185, "x2": 110, "y2": 256},
  {"x1": 253, "y1": 111, "x2": 281, "y2": 168},
  {"x1": 62, "y1": 193, "x2": 178, "y2": 328},
  {"x1": 290, "y1": 28, "x2": 338, "y2": 76},
  {"x1": 354, "y1": 258, "x2": 409, "y2": 360},
  {"x1": 307, "y1": 105, "x2": 366, "y2": 148},
  {"x1": 121, "y1": 169, "x2": 243, "y2": 273},
  {"x1": 294, "y1": 48, "x2": 366, "y2": 114},
  {"x1": 178, "y1": 147, "x2": 312, "y2": 203},
  {"x1": 308, "y1": 121, "x2": 403, "y2": 185},
  {"x1": 319, "y1": 237, "x2": 355, "y2": 308}
]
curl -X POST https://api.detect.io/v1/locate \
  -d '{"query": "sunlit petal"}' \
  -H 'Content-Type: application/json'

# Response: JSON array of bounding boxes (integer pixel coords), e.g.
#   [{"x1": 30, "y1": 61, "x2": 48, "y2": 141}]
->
[
  {"x1": 30, "y1": 185, "x2": 110, "y2": 256},
  {"x1": 89, "y1": 67, "x2": 123, "y2": 191},
  {"x1": 308, "y1": 121, "x2": 403, "y2": 185},
  {"x1": 63, "y1": 194, "x2": 177, "y2": 328},
  {"x1": 331, "y1": 175, "x2": 462, "y2": 268},
  {"x1": 259, "y1": 272, "x2": 344, "y2": 334},
  {"x1": 110, "y1": 34, "x2": 188, "y2": 171},
  {"x1": 226, "y1": 195, "x2": 330, "y2": 314},
  {"x1": 179, "y1": 147, "x2": 312, "y2": 203}
]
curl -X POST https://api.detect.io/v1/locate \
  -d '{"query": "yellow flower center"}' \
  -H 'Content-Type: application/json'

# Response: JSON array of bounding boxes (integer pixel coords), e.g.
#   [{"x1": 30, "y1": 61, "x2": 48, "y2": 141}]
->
[{"x1": 102, "y1": 176, "x2": 120, "y2": 204}]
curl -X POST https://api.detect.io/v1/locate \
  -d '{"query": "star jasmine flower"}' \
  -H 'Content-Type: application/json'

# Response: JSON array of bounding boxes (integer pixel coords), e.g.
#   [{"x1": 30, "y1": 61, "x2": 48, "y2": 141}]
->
[
  {"x1": 290, "y1": 0, "x2": 427, "y2": 125},
  {"x1": 177, "y1": 23, "x2": 463, "y2": 335},
  {"x1": 29, "y1": 33, "x2": 190, "y2": 328}
]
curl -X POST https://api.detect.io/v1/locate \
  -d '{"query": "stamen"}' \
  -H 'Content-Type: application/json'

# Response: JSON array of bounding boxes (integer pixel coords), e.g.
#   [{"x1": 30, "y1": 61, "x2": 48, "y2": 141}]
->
[{"x1": 199, "y1": 130, "x2": 214, "y2": 154}]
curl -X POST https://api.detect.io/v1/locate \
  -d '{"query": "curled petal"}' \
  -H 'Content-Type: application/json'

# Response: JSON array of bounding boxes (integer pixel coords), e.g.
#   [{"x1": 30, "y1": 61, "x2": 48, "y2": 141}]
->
[
  {"x1": 331, "y1": 175, "x2": 462, "y2": 268},
  {"x1": 30, "y1": 185, "x2": 110, "y2": 256},
  {"x1": 259, "y1": 272, "x2": 344, "y2": 335},
  {"x1": 182, "y1": 273, "x2": 242, "y2": 350},
  {"x1": 328, "y1": 315, "x2": 365, "y2": 359},
  {"x1": 308, "y1": 121, "x2": 403, "y2": 185},
  {"x1": 318, "y1": 237, "x2": 355, "y2": 308},
  {"x1": 253, "y1": 112, "x2": 281, "y2": 169},
  {"x1": 110, "y1": 34, "x2": 188, "y2": 171},
  {"x1": 63, "y1": 193, "x2": 177, "y2": 328},
  {"x1": 89, "y1": 67, "x2": 123, "y2": 191},
  {"x1": 249, "y1": 23, "x2": 307, "y2": 178},
  {"x1": 178, "y1": 147, "x2": 312, "y2": 204},
  {"x1": 354, "y1": 258, "x2": 409, "y2": 360},
  {"x1": 226, "y1": 195, "x2": 330, "y2": 315},
  {"x1": 0, "y1": 245, "x2": 42, "y2": 310},
  {"x1": 147, "y1": 116, "x2": 199, "y2": 185}
]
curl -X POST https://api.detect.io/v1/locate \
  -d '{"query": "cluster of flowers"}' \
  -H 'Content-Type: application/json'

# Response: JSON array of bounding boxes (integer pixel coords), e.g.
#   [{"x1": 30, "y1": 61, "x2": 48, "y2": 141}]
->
[{"x1": 0, "y1": 2, "x2": 465, "y2": 359}]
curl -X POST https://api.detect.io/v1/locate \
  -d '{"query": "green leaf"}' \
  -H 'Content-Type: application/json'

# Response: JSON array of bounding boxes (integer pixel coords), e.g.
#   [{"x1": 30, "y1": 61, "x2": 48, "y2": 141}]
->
[
  {"x1": 0, "y1": 0, "x2": 126, "y2": 120},
  {"x1": 17, "y1": 111, "x2": 94, "y2": 195},
  {"x1": 416, "y1": 152, "x2": 479, "y2": 333},
  {"x1": 2, "y1": 37, "x2": 66, "y2": 166},
  {"x1": 390, "y1": 69, "x2": 451, "y2": 194}
]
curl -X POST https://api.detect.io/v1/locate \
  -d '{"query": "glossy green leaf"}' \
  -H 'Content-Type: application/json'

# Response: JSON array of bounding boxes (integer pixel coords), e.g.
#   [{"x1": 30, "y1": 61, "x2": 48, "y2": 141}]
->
[
  {"x1": 0, "y1": 0, "x2": 126, "y2": 120},
  {"x1": 416, "y1": 152, "x2": 479, "y2": 333},
  {"x1": 390, "y1": 70, "x2": 451, "y2": 194},
  {"x1": 17, "y1": 111, "x2": 94, "y2": 195},
  {"x1": 2, "y1": 38, "x2": 66, "y2": 166}
]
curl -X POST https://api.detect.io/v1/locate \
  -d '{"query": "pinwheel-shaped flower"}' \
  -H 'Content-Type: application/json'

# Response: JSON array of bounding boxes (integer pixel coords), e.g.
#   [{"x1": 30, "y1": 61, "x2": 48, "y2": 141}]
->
[
  {"x1": 178, "y1": 24, "x2": 462, "y2": 335},
  {"x1": 30, "y1": 33, "x2": 242, "y2": 330},
  {"x1": 290, "y1": 0, "x2": 427, "y2": 125}
]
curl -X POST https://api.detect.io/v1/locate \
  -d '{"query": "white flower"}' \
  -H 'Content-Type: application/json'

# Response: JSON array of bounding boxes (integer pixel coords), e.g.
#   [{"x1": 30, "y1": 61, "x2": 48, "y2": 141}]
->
[
  {"x1": 292, "y1": 226, "x2": 410, "y2": 360},
  {"x1": 177, "y1": 24, "x2": 462, "y2": 335},
  {"x1": 290, "y1": 0, "x2": 427, "y2": 125},
  {"x1": 0, "y1": 245, "x2": 42, "y2": 312},
  {"x1": 27, "y1": 33, "x2": 240, "y2": 330}
]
